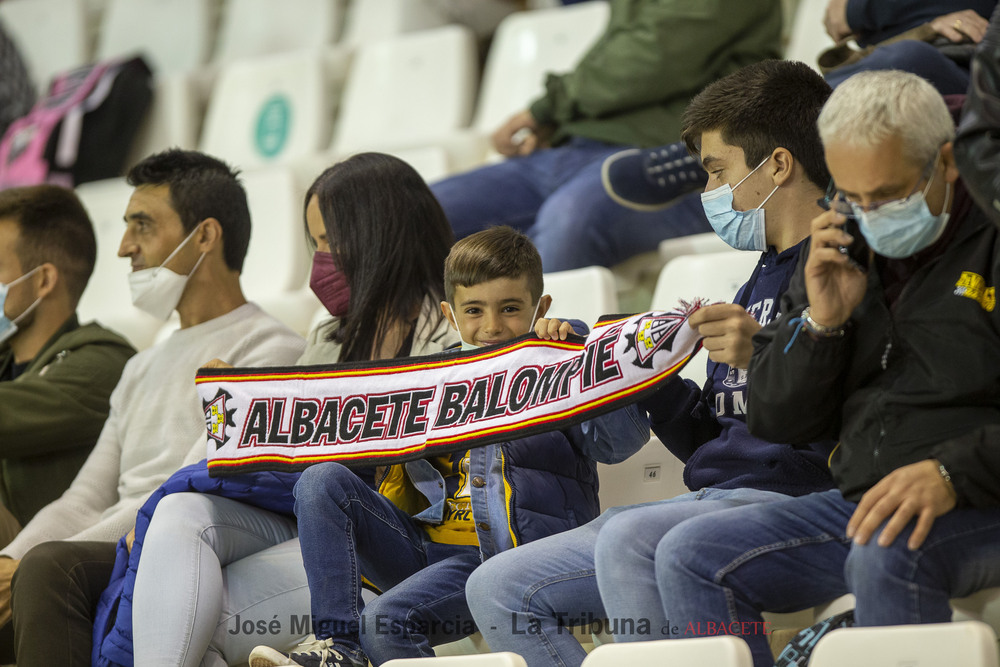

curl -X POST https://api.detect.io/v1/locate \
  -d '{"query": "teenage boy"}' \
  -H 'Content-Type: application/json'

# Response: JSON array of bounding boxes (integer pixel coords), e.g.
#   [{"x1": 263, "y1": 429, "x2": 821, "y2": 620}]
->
[
  {"x1": 464, "y1": 60, "x2": 839, "y2": 667},
  {"x1": 4, "y1": 150, "x2": 305, "y2": 664},
  {"x1": 652, "y1": 70, "x2": 1000, "y2": 667},
  {"x1": 250, "y1": 226, "x2": 648, "y2": 667}
]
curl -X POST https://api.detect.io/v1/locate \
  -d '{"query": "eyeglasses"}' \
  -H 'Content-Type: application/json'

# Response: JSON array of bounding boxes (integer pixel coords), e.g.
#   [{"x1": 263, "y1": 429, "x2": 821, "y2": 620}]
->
[{"x1": 818, "y1": 151, "x2": 940, "y2": 216}]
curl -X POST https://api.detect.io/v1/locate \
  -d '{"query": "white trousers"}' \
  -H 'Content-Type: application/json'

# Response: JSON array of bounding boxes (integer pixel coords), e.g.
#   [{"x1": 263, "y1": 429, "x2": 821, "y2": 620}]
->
[{"x1": 131, "y1": 493, "x2": 311, "y2": 667}]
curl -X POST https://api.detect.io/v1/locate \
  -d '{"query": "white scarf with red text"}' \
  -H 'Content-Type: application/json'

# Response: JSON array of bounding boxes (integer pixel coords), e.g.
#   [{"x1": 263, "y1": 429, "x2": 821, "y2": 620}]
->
[{"x1": 198, "y1": 303, "x2": 704, "y2": 476}]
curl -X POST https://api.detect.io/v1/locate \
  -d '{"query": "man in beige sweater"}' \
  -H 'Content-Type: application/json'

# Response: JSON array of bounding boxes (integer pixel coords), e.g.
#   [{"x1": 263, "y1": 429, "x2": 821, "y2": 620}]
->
[{"x1": 0, "y1": 149, "x2": 305, "y2": 664}]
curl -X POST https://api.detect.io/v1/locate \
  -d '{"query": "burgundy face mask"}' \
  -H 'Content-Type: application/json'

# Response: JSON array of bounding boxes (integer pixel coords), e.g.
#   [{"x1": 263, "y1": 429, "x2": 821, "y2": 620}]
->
[{"x1": 309, "y1": 251, "x2": 350, "y2": 318}]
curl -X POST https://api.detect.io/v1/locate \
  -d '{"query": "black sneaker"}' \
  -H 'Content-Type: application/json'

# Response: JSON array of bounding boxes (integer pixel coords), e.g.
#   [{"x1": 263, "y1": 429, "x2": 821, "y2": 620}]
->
[
  {"x1": 601, "y1": 143, "x2": 707, "y2": 211},
  {"x1": 249, "y1": 637, "x2": 366, "y2": 667}
]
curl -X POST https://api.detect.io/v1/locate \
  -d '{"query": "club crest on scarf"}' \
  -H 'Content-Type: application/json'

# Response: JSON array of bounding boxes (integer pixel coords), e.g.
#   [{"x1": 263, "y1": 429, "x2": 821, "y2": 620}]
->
[
  {"x1": 203, "y1": 388, "x2": 237, "y2": 449},
  {"x1": 624, "y1": 310, "x2": 688, "y2": 369}
]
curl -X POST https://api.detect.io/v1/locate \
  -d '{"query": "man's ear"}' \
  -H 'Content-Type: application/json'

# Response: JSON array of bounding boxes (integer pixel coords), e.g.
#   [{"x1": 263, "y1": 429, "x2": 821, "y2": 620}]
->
[
  {"x1": 940, "y1": 141, "x2": 960, "y2": 184},
  {"x1": 195, "y1": 218, "x2": 223, "y2": 254},
  {"x1": 535, "y1": 294, "x2": 552, "y2": 321},
  {"x1": 770, "y1": 147, "x2": 795, "y2": 187},
  {"x1": 440, "y1": 301, "x2": 459, "y2": 331},
  {"x1": 34, "y1": 263, "x2": 59, "y2": 300}
]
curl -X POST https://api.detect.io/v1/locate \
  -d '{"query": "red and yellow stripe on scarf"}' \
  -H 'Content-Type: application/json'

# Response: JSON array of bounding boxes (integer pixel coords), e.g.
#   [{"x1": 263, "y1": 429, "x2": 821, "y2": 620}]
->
[{"x1": 197, "y1": 304, "x2": 704, "y2": 476}]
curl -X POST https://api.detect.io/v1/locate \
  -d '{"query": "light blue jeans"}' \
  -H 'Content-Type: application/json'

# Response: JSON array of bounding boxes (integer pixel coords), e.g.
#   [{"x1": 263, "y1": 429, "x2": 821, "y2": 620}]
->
[
  {"x1": 656, "y1": 489, "x2": 1000, "y2": 667},
  {"x1": 132, "y1": 493, "x2": 310, "y2": 667},
  {"x1": 430, "y1": 137, "x2": 711, "y2": 272},
  {"x1": 465, "y1": 487, "x2": 787, "y2": 667}
]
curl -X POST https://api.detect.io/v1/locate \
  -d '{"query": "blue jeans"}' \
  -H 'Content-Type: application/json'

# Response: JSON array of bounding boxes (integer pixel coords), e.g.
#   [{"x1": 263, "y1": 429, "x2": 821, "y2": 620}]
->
[
  {"x1": 825, "y1": 40, "x2": 970, "y2": 96},
  {"x1": 657, "y1": 489, "x2": 1000, "y2": 667},
  {"x1": 294, "y1": 462, "x2": 481, "y2": 665},
  {"x1": 430, "y1": 138, "x2": 711, "y2": 272},
  {"x1": 465, "y1": 487, "x2": 787, "y2": 667}
]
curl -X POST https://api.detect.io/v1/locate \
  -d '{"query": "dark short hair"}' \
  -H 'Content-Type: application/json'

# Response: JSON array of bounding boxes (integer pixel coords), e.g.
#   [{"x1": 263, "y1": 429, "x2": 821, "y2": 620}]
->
[
  {"x1": 0, "y1": 185, "x2": 96, "y2": 304},
  {"x1": 127, "y1": 149, "x2": 251, "y2": 271},
  {"x1": 681, "y1": 60, "x2": 832, "y2": 189},
  {"x1": 444, "y1": 226, "x2": 543, "y2": 305},
  {"x1": 306, "y1": 152, "x2": 454, "y2": 363}
]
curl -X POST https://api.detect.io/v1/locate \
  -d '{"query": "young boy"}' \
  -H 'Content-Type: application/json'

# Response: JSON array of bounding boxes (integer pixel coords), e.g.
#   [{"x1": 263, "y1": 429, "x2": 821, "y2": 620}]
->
[{"x1": 249, "y1": 226, "x2": 647, "y2": 667}]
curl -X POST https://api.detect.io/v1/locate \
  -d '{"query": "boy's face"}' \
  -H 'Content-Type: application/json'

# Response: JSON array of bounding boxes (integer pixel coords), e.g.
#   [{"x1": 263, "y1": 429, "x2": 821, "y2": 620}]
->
[
  {"x1": 699, "y1": 130, "x2": 766, "y2": 213},
  {"x1": 441, "y1": 276, "x2": 551, "y2": 348}
]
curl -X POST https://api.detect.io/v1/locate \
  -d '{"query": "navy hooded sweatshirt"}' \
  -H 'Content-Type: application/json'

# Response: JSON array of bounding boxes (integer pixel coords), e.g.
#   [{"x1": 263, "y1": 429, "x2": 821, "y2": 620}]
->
[{"x1": 640, "y1": 241, "x2": 836, "y2": 496}]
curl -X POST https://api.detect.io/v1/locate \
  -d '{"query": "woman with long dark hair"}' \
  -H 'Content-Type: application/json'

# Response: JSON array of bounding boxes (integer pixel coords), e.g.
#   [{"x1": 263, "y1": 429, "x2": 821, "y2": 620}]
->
[
  {"x1": 302, "y1": 152, "x2": 454, "y2": 364},
  {"x1": 107, "y1": 154, "x2": 458, "y2": 667}
]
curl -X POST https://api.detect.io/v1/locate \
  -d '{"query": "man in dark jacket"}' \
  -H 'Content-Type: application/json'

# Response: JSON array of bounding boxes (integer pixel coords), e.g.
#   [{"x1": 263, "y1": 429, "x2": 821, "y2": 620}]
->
[
  {"x1": 653, "y1": 70, "x2": 1000, "y2": 667},
  {"x1": 0, "y1": 185, "x2": 135, "y2": 546}
]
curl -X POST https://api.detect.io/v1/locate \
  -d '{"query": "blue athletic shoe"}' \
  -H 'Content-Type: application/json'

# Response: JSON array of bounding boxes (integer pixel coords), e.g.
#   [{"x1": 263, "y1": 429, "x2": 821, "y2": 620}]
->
[{"x1": 601, "y1": 143, "x2": 707, "y2": 211}]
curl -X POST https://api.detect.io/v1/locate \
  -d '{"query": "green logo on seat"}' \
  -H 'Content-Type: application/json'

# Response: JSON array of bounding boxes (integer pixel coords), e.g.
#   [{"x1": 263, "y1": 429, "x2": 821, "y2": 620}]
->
[{"x1": 255, "y1": 95, "x2": 292, "y2": 159}]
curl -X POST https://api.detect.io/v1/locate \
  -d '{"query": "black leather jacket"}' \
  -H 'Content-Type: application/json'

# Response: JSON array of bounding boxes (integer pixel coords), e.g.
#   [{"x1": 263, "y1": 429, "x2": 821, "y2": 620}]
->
[{"x1": 956, "y1": 3, "x2": 1000, "y2": 226}]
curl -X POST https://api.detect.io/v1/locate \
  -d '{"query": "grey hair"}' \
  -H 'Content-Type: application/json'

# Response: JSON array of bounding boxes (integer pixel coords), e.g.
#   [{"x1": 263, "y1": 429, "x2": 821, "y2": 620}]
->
[{"x1": 817, "y1": 70, "x2": 954, "y2": 167}]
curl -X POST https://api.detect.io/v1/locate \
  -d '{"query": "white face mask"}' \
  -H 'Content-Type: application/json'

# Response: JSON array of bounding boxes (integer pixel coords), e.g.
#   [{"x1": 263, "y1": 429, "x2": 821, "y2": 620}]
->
[
  {"x1": 0, "y1": 266, "x2": 43, "y2": 346},
  {"x1": 456, "y1": 299, "x2": 543, "y2": 350},
  {"x1": 127, "y1": 225, "x2": 206, "y2": 320}
]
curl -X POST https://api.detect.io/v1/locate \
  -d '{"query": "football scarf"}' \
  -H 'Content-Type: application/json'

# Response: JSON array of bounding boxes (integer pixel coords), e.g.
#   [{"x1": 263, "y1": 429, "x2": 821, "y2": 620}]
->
[{"x1": 198, "y1": 303, "x2": 704, "y2": 477}]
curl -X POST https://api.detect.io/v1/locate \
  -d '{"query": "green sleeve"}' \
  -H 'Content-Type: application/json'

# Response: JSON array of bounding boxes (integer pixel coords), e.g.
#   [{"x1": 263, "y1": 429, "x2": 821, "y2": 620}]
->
[
  {"x1": 0, "y1": 342, "x2": 135, "y2": 458},
  {"x1": 531, "y1": 0, "x2": 782, "y2": 127}
]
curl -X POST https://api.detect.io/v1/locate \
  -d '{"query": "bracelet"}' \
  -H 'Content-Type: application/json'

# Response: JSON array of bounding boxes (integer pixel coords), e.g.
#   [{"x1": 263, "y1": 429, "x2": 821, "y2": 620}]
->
[
  {"x1": 938, "y1": 462, "x2": 952, "y2": 484},
  {"x1": 801, "y1": 307, "x2": 846, "y2": 337}
]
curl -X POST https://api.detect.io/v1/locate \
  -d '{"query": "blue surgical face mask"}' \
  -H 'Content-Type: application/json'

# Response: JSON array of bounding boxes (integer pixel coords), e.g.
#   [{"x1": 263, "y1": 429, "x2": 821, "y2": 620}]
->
[
  {"x1": 0, "y1": 266, "x2": 43, "y2": 346},
  {"x1": 700, "y1": 155, "x2": 778, "y2": 251},
  {"x1": 850, "y1": 165, "x2": 951, "y2": 259}
]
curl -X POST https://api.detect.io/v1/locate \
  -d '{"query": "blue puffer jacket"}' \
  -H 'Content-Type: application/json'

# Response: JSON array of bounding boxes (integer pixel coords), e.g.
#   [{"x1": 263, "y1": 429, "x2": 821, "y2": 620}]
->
[{"x1": 92, "y1": 462, "x2": 301, "y2": 667}]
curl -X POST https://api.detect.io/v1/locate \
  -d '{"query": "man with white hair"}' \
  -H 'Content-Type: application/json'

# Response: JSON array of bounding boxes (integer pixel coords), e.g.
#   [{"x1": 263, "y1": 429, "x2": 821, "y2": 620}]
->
[{"x1": 649, "y1": 69, "x2": 1000, "y2": 667}]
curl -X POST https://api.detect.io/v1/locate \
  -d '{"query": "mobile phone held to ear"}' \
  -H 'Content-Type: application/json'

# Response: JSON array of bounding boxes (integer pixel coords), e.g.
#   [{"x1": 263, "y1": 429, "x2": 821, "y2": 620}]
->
[
  {"x1": 825, "y1": 196, "x2": 870, "y2": 272},
  {"x1": 838, "y1": 215, "x2": 870, "y2": 272}
]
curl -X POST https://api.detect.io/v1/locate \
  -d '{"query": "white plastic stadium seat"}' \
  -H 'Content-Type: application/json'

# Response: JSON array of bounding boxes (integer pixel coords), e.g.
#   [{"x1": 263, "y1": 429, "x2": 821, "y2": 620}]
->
[
  {"x1": 238, "y1": 166, "x2": 317, "y2": 336},
  {"x1": 200, "y1": 51, "x2": 332, "y2": 171},
  {"x1": 330, "y1": 25, "x2": 478, "y2": 156},
  {"x1": 650, "y1": 250, "x2": 762, "y2": 385},
  {"x1": 96, "y1": 0, "x2": 214, "y2": 75},
  {"x1": 582, "y1": 636, "x2": 754, "y2": 667},
  {"x1": 383, "y1": 653, "x2": 528, "y2": 667},
  {"x1": 784, "y1": 0, "x2": 835, "y2": 72},
  {"x1": 75, "y1": 178, "x2": 167, "y2": 350},
  {"x1": 658, "y1": 232, "x2": 731, "y2": 266},
  {"x1": 542, "y1": 265, "x2": 618, "y2": 328},
  {"x1": 213, "y1": 0, "x2": 346, "y2": 64},
  {"x1": 596, "y1": 434, "x2": 687, "y2": 512},
  {"x1": 125, "y1": 74, "x2": 202, "y2": 169},
  {"x1": 472, "y1": 1, "x2": 609, "y2": 134},
  {"x1": 424, "y1": 0, "x2": 610, "y2": 171},
  {"x1": 239, "y1": 166, "x2": 311, "y2": 301},
  {"x1": 953, "y1": 587, "x2": 1000, "y2": 634},
  {"x1": 809, "y1": 621, "x2": 1000, "y2": 667},
  {"x1": 0, "y1": 0, "x2": 89, "y2": 92},
  {"x1": 341, "y1": 0, "x2": 451, "y2": 48},
  {"x1": 386, "y1": 147, "x2": 451, "y2": 184}
]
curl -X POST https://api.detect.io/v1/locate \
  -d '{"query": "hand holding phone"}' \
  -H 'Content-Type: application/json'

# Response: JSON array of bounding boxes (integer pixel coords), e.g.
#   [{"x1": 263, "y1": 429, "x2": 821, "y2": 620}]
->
[{"x1": 829, "y1": 199, "x2": 870, "y2": 272}]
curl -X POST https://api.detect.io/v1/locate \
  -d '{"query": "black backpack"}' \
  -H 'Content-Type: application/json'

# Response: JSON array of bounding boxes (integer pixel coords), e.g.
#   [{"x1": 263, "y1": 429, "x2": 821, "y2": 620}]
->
[{"x1": 0, "y1": 54, "x2": 152, "y2": 189}]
